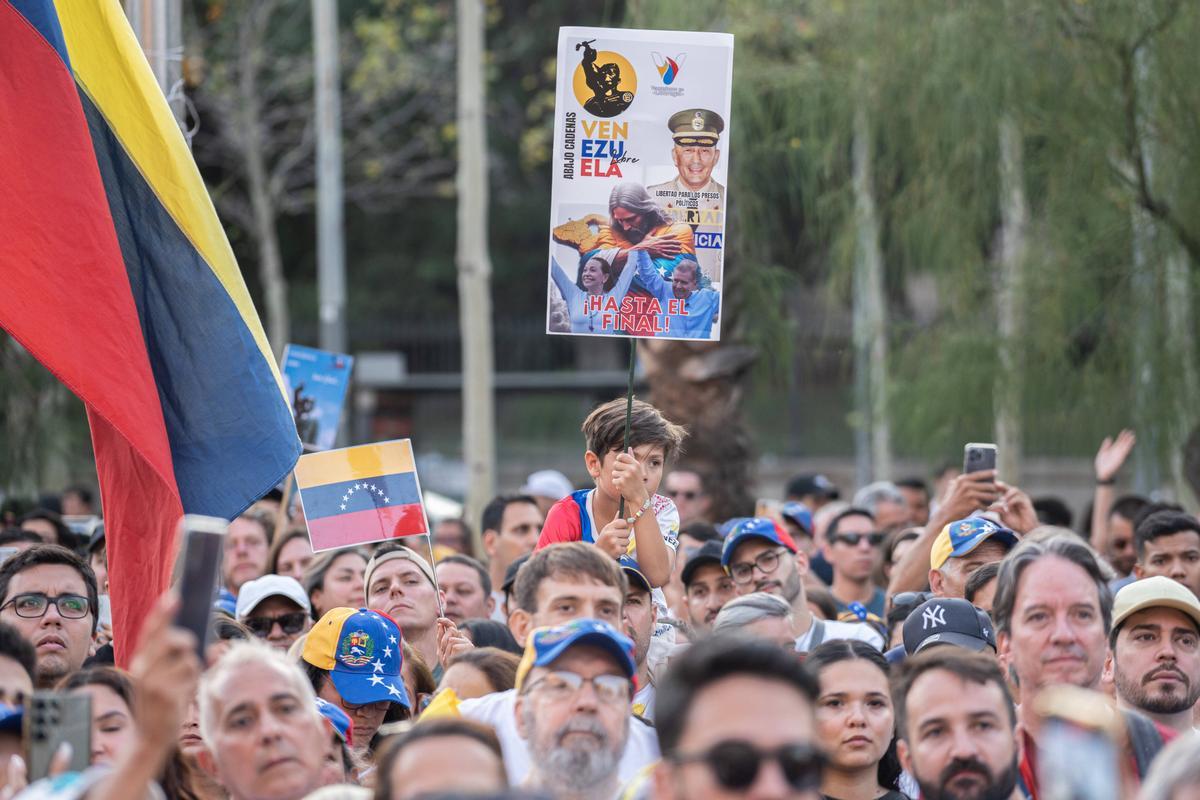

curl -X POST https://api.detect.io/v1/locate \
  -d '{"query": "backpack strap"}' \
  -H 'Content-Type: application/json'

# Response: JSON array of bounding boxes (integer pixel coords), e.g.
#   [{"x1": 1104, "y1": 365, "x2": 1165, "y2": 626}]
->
[
  {"x1": 809, "y1": 619, "x2": 826, "y2": 649},
  {"x1": 1122, "y1": 709, "x2": 1165, "y2": 778}
]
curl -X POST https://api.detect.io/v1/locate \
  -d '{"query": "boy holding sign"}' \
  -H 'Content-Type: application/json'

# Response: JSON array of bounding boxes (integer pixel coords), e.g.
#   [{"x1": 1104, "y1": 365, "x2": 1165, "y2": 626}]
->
[{"x1": 536, "y1": 398, "x2": 686, "y2": 587}]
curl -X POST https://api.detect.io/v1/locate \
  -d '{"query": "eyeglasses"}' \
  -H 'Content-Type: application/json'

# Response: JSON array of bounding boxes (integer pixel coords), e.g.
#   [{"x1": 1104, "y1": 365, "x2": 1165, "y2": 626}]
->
[
  {"x1": 670, "y1": 740, "x2": 826, "y2": 791},
  {"x1": 522, "y1": 669, "x2": 631, "y2": 705},
  {"x1": 337, "y1": 695, "x2": 390, "y2": 713},
  {"x1": 729, "y1": 548, "x2": 788, "y2": 585},
  {"x1": 832, "y1": 532, "x2": 885, "y2": 547},
  {"x1": 0, "y1": 593, "x2": 90, "y2": 619},
  {"x1": 666, "y1": 490, "x2": 699, "y2": 501},
  {"x1": 243, "y1": 611, "x2": 309, "y2": 638}
]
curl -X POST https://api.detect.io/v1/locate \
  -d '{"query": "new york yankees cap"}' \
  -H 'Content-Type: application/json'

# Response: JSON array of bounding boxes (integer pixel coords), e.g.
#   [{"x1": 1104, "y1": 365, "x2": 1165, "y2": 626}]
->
[{"x1": 902, "y1": 596, "x2": 996, "y2": 656}]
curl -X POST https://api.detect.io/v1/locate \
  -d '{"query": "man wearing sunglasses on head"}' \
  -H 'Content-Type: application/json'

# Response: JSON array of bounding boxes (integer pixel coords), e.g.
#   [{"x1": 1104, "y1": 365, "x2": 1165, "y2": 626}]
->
[
  {"x1": 653, "y1": 634, "x2": 825, "y2": 799},
  {"x1": 235, "y1": 574, "x2": 313, "y2": 652},
  {"x1": 823, "y1": 508, "x2": 888, "y2": 618},
  {"x1": 0, "y1": 544, "x2": 98, "y2": 688},
  {"x1": 722, "y1": 519, "x2": 883, "y2": 653}
]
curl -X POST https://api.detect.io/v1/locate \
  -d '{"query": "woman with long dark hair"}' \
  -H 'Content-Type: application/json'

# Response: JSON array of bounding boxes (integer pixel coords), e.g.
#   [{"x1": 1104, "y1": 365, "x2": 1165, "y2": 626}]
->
[{"x1": 806, "y1": 640, "x2": 908, "y2": 800}]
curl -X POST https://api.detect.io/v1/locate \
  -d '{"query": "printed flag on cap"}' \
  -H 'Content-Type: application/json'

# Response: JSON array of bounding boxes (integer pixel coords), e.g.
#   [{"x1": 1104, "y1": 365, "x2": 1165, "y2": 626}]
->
[{"x1": 294, "y1": 439, "x2": 429, "y2": 551}]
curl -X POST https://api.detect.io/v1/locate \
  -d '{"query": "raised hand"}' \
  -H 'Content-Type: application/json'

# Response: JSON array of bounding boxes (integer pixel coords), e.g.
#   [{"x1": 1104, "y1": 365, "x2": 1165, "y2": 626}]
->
[
  {"x1": 1095, "y1": 429, "x2": 1136, "y2": 482},
  {"x1": 610, "y1": 449, "x2": 651, "y2": 509}
]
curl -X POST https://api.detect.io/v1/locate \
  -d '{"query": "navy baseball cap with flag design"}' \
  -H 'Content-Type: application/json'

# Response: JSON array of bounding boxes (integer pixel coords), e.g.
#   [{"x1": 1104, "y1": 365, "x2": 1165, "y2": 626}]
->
[
  {"x1": 515, "y1": 618, "x2": 637, "y2": 691},
  {"x1": 929, "y1": 517, "x2": 1019, "y2": 570},
  {"x1": 303, "y1": 607, "x2": 409, "y2": 709},
  {"x1": 720, "y1": 517, "x2": 798, "y2": 568}
]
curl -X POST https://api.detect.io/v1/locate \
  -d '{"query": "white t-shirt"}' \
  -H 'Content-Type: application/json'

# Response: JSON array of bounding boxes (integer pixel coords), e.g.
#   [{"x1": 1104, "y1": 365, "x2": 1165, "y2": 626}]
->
[
  {"x1": 632, "y1": 683, "x2": 656, "y2": 723},
  {"x1": 490, "y1": 589, "x2": 507, "y2": 623},
  {"x1": 795, "y1": 617, "x2": 884, "y2": 652},
  {"x1": 458, "y1": 689, "x2": 661, "y2": 785}
]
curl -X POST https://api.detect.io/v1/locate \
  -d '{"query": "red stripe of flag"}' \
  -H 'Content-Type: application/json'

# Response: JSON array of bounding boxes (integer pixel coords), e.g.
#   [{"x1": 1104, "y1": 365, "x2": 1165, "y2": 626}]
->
[
  {"x1": 0, "y1": 0, "x2": 183, "y2": 664},
  {"x1": 307, "y1": 504, "x2": 428, "y2": 551}
]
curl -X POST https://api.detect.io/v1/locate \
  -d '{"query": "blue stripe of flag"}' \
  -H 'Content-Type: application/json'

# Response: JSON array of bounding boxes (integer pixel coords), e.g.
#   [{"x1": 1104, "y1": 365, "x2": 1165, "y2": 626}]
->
[{"x1": 301, "y1": 472, "x2": 421, "y2": 520}]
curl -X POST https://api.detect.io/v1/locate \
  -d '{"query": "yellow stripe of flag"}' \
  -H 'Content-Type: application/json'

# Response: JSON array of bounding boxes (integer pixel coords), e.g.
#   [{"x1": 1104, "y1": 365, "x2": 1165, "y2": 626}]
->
[
  {"x1": 53, "y1": 0, "x2": 286, "y2": 397},
  {"x1": 295, "y1": 440, "x2": 417, "y2": 489}
]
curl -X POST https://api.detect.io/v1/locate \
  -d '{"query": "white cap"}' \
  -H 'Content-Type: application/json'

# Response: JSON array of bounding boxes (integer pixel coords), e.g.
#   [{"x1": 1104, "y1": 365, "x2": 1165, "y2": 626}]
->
[
  {"x1": 236, "y1": 575, "x2": 311, "y2": 619},
  {"x1": 520, "y1": 470, "x2": 573, "y2": 502}
]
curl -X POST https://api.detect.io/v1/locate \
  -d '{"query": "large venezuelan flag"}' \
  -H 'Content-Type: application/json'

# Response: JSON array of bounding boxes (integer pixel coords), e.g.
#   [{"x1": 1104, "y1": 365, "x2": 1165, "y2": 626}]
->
[
  {"x1": 0, "y1": 0, "x2": 301, "y2": 662},
  {"x1": 294, "y1": 440, "x2": 429, "y2": 551}
]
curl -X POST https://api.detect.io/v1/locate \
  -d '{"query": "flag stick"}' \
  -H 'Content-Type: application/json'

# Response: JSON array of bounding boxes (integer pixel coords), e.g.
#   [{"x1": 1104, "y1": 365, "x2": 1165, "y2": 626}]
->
[
  {"x1": 618, "y1": 338, "x2": 636, "y2": 519},
  {"x1": 275, "y1": 472, "x2": 295, "y2": 540}
]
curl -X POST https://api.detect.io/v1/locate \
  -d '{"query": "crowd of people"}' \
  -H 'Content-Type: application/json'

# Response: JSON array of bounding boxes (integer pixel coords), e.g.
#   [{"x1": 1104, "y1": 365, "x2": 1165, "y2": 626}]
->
[{"x1": 2, "y1": 406, "x2": 1200, "y2": 799}]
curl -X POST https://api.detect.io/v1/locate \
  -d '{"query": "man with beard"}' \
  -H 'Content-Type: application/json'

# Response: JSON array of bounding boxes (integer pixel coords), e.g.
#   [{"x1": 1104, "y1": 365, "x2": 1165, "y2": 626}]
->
[
  {"x1": 514, "y1": 618, "x2": 637, "y2": 800},
  {"x1": 1106, "y1": 576, "x2": 1200, "y2": 734},
  {"x1": 992, "y1": 535, "x2": 1172, "y2": 793},
  {"x1": 892, "y1": 648, "x2": 1022, "y2": 800},
  {"x1": 722, "y1": 518, "x2": 883, "y2": 652},
  {"x1": 619, "y1": 556, "x2": 659, "y2": 721},
  {"x1": 682, "y1": 540, "x2": 736, "y2": 635}
]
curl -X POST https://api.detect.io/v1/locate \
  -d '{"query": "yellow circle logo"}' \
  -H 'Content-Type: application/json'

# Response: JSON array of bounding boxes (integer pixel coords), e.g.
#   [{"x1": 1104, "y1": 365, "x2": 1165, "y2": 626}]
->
[{"x1": 572, "y1": 48, "x2": 637, "y2": 118}]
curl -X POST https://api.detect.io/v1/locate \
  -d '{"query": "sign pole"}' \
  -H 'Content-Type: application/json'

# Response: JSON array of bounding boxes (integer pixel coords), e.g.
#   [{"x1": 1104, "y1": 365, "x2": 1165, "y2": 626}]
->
[{"x1": 618, "y1": 338, "x2": 636, "y2": 519}]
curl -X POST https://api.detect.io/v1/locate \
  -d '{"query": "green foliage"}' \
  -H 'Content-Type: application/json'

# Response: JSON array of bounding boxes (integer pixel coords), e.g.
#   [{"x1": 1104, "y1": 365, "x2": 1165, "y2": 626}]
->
[{"x1": 629, "y1": 0, "x2": 1200, "y2": 469}]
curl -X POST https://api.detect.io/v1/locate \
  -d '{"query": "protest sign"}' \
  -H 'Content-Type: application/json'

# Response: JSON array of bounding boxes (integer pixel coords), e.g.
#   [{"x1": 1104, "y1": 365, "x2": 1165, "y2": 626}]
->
[
  {"x1": 546, "y1": 27, "x2": 734, "y2": 341},
  {"x1": 294, "y1": 439, "x2": 429, "y2": 552},
  {"x1": 282, "y1": 344, "x2": 354, "y2": 452}
]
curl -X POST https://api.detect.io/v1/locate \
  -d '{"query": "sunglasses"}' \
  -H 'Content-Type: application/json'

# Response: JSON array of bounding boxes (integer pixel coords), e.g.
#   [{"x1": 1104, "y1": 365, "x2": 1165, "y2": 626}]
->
[
  {"x1": 666, "y1": 489, "x2": 699, "y2": 501},
  {"x1": 244, "y1": 611, "x2": 309, "y2": 638},
  {"x1": 833, "y1": 532, "x2": 885, "y2": 547},
  {"x1": 671, "y1": 740, "x2": 825, "y2": 791}
]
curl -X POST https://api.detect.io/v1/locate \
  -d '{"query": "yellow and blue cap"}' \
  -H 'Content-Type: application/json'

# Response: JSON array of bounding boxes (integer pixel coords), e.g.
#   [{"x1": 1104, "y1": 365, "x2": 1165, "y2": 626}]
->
[
  {"x1": 721, "y1": 517, "x2": 798, "y2": 569},
  {"x1": 929, "y1": 517, "x2": 1019, "y2": 570},
  {"x1": 303, "y1": 607, "x2": 409, "y2": 709},
  {"x1": 515, "y1": 618, "x2": 637, "y2": 691}
]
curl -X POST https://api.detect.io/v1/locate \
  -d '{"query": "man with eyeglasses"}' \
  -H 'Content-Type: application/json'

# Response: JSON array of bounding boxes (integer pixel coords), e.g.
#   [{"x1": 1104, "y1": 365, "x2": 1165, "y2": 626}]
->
[
  {"x1": 653, "y1": 634, "x2": 824, "y2": 799},
  {"x1": 235, "y1": 574, "x2": 313, "y2": 652},
  {"x1": 0, "y1": 545, "x2": 97, "y2": 688},
  {"x1": 663, "y1": 469, "x2": 711, "y2": 525},
  {"x1": 823, "y1": 508, "x2": 887, "y2": 618},
  {"x1": 722, "y1": 519, "x2": 883, "y2": 652},
  {"x1": 514, "y1": 618, "x2": 638, "y2": 800}
]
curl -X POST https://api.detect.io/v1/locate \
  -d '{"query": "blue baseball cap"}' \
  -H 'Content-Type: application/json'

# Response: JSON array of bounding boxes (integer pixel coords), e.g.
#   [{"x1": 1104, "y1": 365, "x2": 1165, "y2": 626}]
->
[
  {"x1": 930, "y1": 517, "x2": 1019, "y2": 570},
  {"x1": 314, "y1": 698, "x2": 354, "y2": 747},
  {"x1": 0, "y1": 704, "x2": 21, "y2": 735},
  {"x1": 303, "y1": 608, "x2": 410, "y2": 709},
  {"x1": 515, "y1": 618, "x2": 637, "y2": 690},
  {"x1": 720, "y1": 517, "x2": 798, "y2": 568},
  {"x1": 618, "y1": 555, "x2": 652, "y2": 593},
  {"x1": 780, "y1": 502, "x2": 814, "y2": 535}
]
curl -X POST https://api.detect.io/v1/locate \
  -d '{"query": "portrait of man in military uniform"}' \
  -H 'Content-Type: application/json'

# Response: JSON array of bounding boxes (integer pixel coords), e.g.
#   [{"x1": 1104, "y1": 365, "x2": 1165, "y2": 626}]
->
[
  {"x1": 647, "y1": 108, "x2": 726, "y2": 283},
  {"x1": 577, "y1": 39, "x2": 634, "y2": 118}
]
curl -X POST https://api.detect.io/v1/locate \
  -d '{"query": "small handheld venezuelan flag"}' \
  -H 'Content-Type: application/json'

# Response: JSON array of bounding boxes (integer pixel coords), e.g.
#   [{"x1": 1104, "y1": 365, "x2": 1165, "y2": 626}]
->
[{"x1": 294, "y1": 440, "x2": 430, "y2": 551}]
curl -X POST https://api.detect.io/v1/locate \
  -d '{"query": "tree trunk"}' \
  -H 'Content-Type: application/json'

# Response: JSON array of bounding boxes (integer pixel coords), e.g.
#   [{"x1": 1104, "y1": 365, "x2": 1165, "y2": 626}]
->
[
  {"x1": 852, "y1": 100, "x2": 891, "y2": 485},
  {"x1": 455, "y1": 0, "x2": 496, "y2": 536},
  {"x1": 994, "y1": 115, "x2": 1027, "y2": 483},
  {"x1": 236, "y1": 4, "x2": 290, "y2": 353},
  {"x1": 641, "y1": 340, "x2": 757, "y2": 521}
]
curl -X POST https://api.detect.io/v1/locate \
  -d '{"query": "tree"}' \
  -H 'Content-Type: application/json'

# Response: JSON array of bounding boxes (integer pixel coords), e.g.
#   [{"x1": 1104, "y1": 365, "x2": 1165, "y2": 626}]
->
[{"x1": 189, "y1": 0, "x2": 456, "y2": 351}]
